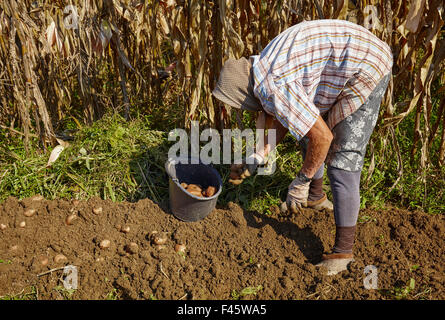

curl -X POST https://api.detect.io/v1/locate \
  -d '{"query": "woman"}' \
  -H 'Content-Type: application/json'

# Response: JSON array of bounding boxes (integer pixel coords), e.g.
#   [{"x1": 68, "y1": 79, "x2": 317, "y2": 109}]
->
[{"x1": 212, "y1": 19, "x2": 393, "y2": 275}]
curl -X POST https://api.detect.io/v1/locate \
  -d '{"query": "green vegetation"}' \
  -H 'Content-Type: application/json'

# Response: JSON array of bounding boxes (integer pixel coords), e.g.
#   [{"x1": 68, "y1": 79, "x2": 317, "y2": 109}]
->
[
  {"x1": 380, "y1": 278, "x2": 422, "y2": 300},
  {"x1": 0, "y1": 108, "x2": 443, "y2": 214},
  {"x1": 231, "y1": 285, "x2": 263, "y2": 300},
  {"x1": 53, "y1": 285, "x2": 76, "y2": 300},
  {"x1": 106, "y1": 288, "x2": 118, "y2": 300},
  {"x1": 0, "y1": 286, "x2": 38, "y2": 300},
  {"x1": 0, "y1": 113, "x2": 171, "y2": 205},
  {"x1": 0, "y1": 259, "x2": 12, "y2": 264}
]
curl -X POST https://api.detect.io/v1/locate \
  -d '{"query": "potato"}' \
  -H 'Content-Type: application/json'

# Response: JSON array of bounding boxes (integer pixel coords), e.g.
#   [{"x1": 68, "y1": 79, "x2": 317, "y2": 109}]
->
[
  {"x1": 151, "y1": 231, "x2": 168, "y2": 245},
  {"x1": 175, "y1": 243, "x2": 186, "y2": 254},
  {"x1": 180, "y1": 182, "x2": 188, "y2": 189},
  {"x1": 120, "y1": 225, "x2": 131, "y2": 234},
  {"x1": 188, "y1": 189, "x2": 203, "y2": 197},
  {"x1": 203, "y1": 186, "x2": 216, "y2": 197},
  {"x1": 65, "y1": 214, "x2": 77, "y2": 225},
  {"x1": 24, "y1": 209, "x2": 36, "y2": 217},
  {"x1": 99, "y1": 239, "x2": 111, "y2": 249},
  {"x1": 38, "y1": 255, "x2": 49, "y2": 266},
  {"x1": 93, "y1": 207, "x2": 103, "y2": 214},
  {"x1": 228, "y1": 178, "x2": 243, "y2": 185},
  {"x1": 54, "y1": 254, "x2": 67, "y2": 264}
]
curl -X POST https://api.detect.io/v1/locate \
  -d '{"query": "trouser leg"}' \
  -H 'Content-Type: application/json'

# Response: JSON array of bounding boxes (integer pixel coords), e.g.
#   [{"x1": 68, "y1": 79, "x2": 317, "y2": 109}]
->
[
  {"x1": 322, "y1": 74, "x2": 391, "y2": 253},
  {"x1": 327, "y1": 166, "x2": 361, "y2": 253}
]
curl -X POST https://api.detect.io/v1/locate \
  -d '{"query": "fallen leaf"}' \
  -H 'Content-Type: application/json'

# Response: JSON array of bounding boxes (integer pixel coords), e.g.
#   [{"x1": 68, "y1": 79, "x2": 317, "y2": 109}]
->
[{"x1": 46, "y1": 145, "x2": 65, "y2": 168}]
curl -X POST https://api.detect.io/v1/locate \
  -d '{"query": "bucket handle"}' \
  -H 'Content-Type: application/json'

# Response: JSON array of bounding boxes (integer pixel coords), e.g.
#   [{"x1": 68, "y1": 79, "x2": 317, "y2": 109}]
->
[{"x1": 165, "y1": 157, "x2": 179, "y2": 183}]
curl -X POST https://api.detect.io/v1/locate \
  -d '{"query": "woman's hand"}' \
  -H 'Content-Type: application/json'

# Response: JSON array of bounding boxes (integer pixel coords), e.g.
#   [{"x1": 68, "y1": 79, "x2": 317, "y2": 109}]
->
[
  {"x1": 280, "y1": 173, "x2": 311, "y2": 214},
  {"x1": 228, "y1": 111, "x2": 288, "y2": 185},
  {"x1": 228, "y1": 153, "x2": 265, "y2": 185}
]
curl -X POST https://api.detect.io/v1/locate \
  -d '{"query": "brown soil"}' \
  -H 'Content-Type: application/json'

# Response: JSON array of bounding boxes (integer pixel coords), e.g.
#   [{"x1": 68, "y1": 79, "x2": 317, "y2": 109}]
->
[{"x1": 0, "y1": 196, "x2": 443, "y2": 300}]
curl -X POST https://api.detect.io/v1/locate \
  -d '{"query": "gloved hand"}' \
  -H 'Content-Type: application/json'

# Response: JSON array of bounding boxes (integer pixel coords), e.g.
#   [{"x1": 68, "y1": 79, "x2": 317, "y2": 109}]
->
[
  {"x1": 228, "y1": 153, "x2": 265, "y2": 185},
  {"x1": 280, "y1": 173, "x2": 311, "y2": 214}
]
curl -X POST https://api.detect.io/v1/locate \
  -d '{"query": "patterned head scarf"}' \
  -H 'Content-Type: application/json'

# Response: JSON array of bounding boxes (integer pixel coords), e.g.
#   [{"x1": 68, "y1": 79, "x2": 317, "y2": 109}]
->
[{"x1": 212, "y1": 57, "x2": 263, "y2": 112}]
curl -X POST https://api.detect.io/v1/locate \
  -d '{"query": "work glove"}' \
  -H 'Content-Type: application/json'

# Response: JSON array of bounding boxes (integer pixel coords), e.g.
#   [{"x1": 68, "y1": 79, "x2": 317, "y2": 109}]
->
[
  {"x1": 228, "y1": 153, "x2": 265, "y2": 185},
  {"x1": 280, "y1": 173, "x2": 311, "y2": 214}
]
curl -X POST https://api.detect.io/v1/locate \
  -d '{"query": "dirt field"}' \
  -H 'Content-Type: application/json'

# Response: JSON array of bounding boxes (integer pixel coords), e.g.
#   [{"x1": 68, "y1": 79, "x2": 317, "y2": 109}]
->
[{"x1": 0, "y1": 196, "x2": 443, "y2": 300}]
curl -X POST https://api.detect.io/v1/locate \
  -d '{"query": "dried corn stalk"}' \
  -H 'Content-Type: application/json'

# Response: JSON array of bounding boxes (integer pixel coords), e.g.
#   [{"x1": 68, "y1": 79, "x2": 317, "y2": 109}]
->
[{"x1": 0, "y1": 0, "x2": 444, "y2": 173}]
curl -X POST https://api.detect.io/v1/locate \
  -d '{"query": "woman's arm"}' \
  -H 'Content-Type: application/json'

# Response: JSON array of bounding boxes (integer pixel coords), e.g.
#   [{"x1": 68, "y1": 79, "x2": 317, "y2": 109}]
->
[
  {"x1": 255, "y1": 112, "x2": 288, "y2": 158},
  {"x1": 300, "y1": 115, "x2": 333, "y2": 178}
]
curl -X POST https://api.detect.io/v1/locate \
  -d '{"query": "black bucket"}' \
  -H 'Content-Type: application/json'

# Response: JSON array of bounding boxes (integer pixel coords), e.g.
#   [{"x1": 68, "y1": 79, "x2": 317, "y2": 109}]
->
[{"x1": 165, "y1": 157, "x2": 222, "y2": 222}]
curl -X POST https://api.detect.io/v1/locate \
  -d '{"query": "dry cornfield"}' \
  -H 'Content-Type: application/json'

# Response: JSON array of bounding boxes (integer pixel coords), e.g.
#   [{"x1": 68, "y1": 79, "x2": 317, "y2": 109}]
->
[{"x1": 0, "y1": 0, "x2": 444, "y2": 175}]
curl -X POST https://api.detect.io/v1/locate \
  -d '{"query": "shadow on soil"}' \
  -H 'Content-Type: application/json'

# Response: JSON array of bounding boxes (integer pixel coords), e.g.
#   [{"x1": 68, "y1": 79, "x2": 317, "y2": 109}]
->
[{"x1": 242, "y1": 209, "x2": 324, "y2": 264}]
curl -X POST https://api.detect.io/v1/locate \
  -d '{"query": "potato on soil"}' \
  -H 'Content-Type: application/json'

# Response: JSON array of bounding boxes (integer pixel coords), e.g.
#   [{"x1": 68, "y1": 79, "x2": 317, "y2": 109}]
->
[
  {"x1": 93, "y1": 207, "x2": 103, "y2": 214},
  {"x1": 65, "y1": 214, "x2": 77, "y2": 225},
  {"x1": 38, "y1": 255, "x2": 49, "y2": 266},
  {"x1": 99, "y1": 239, "x2": 111, "y2": 249},
  {"x1": 175, "y1": 243, "x2": 186, "y2": 254},
  {"x1": 24, "y1": 209, "x2": 36, "y2": 217},
  {"x1": 150, "y1": 231, "x2": 168, "y2": 245},
  {"x1": 120, "y1": 225, "x2": 131, "y2": 233},
  {"x1": 54, "y1": 254, "x2": 67, "y2": 264}
]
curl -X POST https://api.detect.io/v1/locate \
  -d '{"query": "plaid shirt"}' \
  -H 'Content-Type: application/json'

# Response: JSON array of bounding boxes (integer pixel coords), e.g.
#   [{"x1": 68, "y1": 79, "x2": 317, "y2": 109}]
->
[{"x1": 251, "y1": 19, "x2": 393, "y2": 141}]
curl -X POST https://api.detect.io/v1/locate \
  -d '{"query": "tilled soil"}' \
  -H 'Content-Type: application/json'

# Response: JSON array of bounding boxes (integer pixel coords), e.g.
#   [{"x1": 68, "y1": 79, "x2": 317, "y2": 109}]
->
[{"x1": 0, "y1": 196, "x2": 443, "y2": 300}]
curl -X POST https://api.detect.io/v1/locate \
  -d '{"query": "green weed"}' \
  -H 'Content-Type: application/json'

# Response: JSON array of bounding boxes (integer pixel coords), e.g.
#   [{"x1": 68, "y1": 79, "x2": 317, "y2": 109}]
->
[
  {"x1": 381, "y1": 278, "x2": 417, "y2": 300},
  {"x1": 53, "y1": 285, "x2": 76, "y2": 300},
  {"x1": 106, "y1": 288, "x2": 118, "y2": 300},
  {"x1": 0, "y1": 110, "x2": 443, "y2": 215},
  {"x1": 231, "y1": 285, "x2": 263, "y2": 300},
  {"x1": 0, "y1": 286, "x2": 38, "y2": 300}
]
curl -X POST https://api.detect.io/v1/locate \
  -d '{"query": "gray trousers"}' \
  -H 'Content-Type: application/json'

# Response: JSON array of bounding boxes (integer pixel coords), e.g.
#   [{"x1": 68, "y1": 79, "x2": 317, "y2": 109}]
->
[{"x1": 300, "y1": 73, "x2": 391, "y2": 226}]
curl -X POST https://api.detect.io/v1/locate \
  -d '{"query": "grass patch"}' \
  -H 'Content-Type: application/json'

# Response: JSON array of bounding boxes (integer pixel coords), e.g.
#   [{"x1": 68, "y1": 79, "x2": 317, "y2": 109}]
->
[
  {"x1": 231, "y1": 285, "x2": 263, "y2": 300},
  {"x1": 380, "y1": 278, "x2": 421, "y2": 300},
  {"x1": 0, "y1": 113, "x2": 172, "y2": 206},
  {"x1": 0, "y1": 286, "x2": 38, "y2": 300},
  {"x1": 0, "y1": 111, "x2": 443, "y2": 215},
  {"x1": 106, "y1": 288, "x2": 118, "y2": 300},
  {"x1": 53, "y1": 285, "x2": 76, "y2": 300}
]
